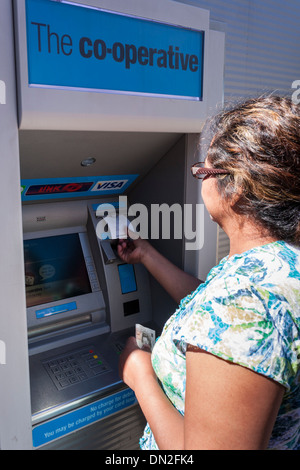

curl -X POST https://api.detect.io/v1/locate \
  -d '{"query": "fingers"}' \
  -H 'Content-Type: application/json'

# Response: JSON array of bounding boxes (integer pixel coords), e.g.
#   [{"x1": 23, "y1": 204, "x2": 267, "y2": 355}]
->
[{"x1": 117, "y1": 239, "x2": 136, "y2": 263}]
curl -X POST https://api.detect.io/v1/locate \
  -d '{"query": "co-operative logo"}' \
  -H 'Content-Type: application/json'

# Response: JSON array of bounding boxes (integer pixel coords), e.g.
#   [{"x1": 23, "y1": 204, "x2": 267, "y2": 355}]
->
[
  {"x1": 91, "y1": 180, "x2": 128, "y2": 192},
  {"x1": 0, "y1": 80, "x2": 6, "y2": 105}
]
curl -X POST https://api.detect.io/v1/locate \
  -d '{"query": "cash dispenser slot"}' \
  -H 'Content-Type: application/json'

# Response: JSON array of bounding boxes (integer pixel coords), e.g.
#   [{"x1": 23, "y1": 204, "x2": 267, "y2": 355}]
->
[{"x1": 28, "y1": 313, "x2": 93, "y2": 340}]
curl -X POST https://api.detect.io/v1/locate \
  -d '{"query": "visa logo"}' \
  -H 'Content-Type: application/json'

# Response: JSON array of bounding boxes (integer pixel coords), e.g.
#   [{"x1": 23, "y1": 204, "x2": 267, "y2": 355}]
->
[{"x1": 92, "y1": 180, "x2": 128, "y2": 191}]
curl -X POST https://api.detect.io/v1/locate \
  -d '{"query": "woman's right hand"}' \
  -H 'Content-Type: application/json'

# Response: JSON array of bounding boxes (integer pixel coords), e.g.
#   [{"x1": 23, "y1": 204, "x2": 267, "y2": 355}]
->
[{"x1": 117, "y1": 235, "x2": 151, "y2": 265}]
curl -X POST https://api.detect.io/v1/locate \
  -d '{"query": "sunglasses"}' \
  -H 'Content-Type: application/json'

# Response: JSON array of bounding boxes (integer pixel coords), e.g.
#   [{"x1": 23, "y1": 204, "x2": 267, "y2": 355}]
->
[{"x1": 191, "y1": 162, "x2": 230, "y2": 179}]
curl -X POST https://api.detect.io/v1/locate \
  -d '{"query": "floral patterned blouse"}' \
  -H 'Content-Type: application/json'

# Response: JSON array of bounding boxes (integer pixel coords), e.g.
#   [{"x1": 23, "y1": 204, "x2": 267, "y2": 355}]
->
[{"x1": 140, "y1": 241, "x2": 300, "y2": 450}]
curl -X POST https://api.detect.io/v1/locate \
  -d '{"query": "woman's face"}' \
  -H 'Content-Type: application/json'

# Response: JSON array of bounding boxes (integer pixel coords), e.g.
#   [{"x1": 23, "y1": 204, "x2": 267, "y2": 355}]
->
[{"x1": 201, "y1": 162, "x2": 230, "y2": 226}]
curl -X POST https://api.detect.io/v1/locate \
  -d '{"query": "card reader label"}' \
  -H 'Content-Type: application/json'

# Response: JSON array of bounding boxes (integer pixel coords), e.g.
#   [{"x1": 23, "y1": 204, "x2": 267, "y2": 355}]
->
[
  {"x1": 118, "y1": 264, "x2": 137, "y2": 295},
  {"x1": 32, "y1": 388, "x2": 137, "y2": 448}
]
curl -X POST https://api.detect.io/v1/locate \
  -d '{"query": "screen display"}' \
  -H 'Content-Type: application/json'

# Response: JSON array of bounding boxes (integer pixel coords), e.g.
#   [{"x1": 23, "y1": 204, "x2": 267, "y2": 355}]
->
[{"x1": 24, "y1": 234, "x2": 91, "y2": 308}]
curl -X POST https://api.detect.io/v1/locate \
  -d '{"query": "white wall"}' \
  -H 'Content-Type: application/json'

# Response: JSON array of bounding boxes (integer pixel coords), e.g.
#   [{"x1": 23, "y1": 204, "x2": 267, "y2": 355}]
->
[
  {"x1": 0, "y1": 0, "x2": 32, "y2": 450},
  {"x1": 175, "y1": 0, "x2": 300, "y2": 101}
]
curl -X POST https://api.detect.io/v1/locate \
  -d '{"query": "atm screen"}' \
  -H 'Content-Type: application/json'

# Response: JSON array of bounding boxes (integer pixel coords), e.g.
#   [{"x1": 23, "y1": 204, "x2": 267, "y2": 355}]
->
[{"x1": 24, "y1": 234, "x2": 91, "y2": 308}]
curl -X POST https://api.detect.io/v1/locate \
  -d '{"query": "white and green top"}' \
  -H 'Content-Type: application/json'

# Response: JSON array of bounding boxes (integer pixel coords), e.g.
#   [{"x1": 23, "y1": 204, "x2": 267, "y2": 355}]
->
[{"x1": 140, "y1": 241, "x2": 300, "y2": 450}]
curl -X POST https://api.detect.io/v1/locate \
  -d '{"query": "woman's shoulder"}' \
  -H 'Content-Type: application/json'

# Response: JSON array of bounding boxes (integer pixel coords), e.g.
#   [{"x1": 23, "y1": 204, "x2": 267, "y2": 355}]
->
[
  {"x1": 220, "y1": 241, "x2": 300, "y2": 284},
  {"x1": 199, "y1": 241, "x2": 300, "y2": 321}
]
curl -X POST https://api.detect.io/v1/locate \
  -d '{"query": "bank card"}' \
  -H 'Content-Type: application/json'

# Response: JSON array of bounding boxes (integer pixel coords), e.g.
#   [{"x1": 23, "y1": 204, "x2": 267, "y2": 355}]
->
[{"x1": 135, "y1": 324, "x2": 156, "y2": 351}]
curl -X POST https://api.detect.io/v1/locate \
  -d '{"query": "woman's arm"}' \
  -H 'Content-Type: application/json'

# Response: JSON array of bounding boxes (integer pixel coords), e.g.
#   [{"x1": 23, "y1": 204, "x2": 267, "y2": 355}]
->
[
  {"x1": 119, "y1": 337, "x2": 184, "y2": 449},
  {"x1": 119, "y1": 339, "x2": 285, "y2": 450},
  {"x1": 184, "y1": 347, "x2": 285, "y2": 450},
  {"x1": 117, "y1": 238, "x2": 201, "y2": 304}
]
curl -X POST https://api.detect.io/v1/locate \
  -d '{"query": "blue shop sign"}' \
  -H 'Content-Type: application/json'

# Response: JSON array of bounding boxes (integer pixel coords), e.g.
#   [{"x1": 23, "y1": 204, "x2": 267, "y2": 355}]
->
[{"x1": 25, "y1": 0, "x2": 204, "y2": 100}]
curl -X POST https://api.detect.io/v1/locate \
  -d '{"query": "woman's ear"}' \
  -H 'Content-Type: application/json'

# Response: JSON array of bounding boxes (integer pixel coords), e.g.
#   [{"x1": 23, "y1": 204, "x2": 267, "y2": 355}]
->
[{"x1": 227, "y1": 175, "x2": 245, "y2": 212}]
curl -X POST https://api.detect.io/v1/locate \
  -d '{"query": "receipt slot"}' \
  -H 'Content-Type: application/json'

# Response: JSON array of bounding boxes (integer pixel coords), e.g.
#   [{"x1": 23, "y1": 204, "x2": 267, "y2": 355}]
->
[{"x1": 0, "y1": 0, "x2": 224, "y2": 450}]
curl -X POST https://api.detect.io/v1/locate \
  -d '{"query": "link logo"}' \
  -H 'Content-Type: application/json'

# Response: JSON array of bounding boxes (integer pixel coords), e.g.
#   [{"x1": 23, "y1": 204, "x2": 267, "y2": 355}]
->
[
  {"x1": 0, "y1": 80, "x2": 6, "y2": 105},
  {"x1": 26, "y1": 182, "x2": 93, "y2": 196},
  {"x1": 91, "y1": 180, "x2": 128, "y2": 192}
]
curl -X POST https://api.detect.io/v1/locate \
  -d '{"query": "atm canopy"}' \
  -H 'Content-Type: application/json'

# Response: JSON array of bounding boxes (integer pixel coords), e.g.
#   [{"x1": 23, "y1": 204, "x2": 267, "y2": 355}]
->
[{"x1": 15, "y1": 0, "x2": 224, "y2": 187}]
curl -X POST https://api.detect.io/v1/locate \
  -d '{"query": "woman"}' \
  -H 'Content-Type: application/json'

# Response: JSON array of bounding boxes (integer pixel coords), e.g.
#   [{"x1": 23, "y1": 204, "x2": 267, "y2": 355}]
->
[{"x1": 118, "y1": 96, "x2": 300, "y2": 450}]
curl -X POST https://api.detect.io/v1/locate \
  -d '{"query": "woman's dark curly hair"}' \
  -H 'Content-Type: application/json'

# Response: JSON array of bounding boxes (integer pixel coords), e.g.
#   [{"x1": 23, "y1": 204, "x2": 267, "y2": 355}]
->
[{"x1": 206, "y1": 96, "x2": 300, "y2": 245}]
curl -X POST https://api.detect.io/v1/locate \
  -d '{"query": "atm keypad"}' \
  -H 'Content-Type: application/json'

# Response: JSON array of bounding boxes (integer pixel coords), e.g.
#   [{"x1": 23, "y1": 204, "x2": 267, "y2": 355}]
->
[{"x1": 43, "y1": 346, "x2": 111, "y2": 390}]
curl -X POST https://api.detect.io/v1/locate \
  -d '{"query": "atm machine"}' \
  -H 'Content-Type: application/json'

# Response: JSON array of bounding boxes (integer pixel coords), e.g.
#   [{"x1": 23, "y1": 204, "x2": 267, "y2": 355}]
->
[
  {"x1": 0, "y1": 0, "x2": 224, "y2": 450},
  {"x1": 23, "y1": 199, "x2": 153, "y2": 448}
]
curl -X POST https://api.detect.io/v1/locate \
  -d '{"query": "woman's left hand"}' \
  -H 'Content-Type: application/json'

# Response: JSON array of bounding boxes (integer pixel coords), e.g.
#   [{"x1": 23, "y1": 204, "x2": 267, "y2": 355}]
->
[
  {"x1": 119, "y1": 336, "x2": 185, "y2": 450},
  {"x1": 119, "y1": 336, "x2": 156, "y2": 391}
]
